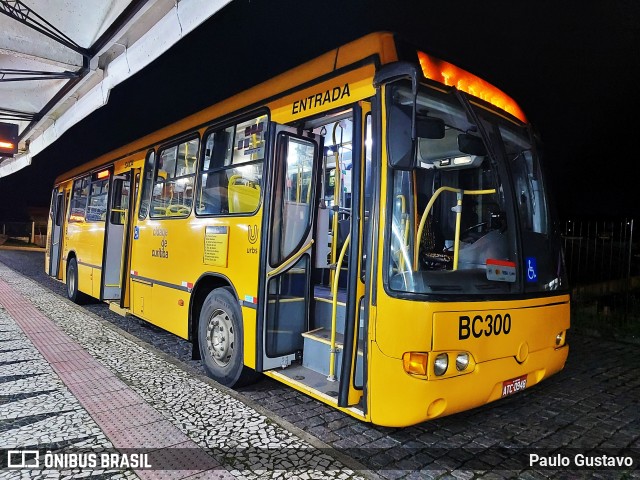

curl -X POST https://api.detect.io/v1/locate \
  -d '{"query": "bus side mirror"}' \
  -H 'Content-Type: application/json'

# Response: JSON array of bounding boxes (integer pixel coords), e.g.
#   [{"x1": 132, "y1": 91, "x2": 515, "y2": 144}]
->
[
  {"x1": 387, "y1": 103, "x2": 416, "y2": 171},
  {"x1": 458, "y1": 133, "x2": 487, "y2": 156}
]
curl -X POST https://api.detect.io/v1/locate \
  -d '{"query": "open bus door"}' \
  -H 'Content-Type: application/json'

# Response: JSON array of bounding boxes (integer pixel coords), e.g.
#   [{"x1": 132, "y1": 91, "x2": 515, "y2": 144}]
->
[
  {"x1": 258, "y1": 125, "x2": 321, "y2": 371},
  {"x1": 47, "y1": 188, "x2": 65, "y2": 278},
  {"x1": 337, "y1": 101, "x2": 370, "y2": 408},
  {"x1": 257, "y1": 109, "x2": 369, "y2": 411},
  {"x1": 101, "y1": 171, "x2": 134, "y2": 301}
]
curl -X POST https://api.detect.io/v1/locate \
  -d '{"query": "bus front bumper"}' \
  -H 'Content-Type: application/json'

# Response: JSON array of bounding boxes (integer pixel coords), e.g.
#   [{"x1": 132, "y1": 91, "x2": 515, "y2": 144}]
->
[{"x1": 368, "y1": 341, "x2": 569, "y2": 427}]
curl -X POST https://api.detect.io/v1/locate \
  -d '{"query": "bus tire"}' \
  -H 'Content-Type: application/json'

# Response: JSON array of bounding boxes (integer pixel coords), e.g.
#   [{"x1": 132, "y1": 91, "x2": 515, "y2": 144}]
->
[
  {"x1": 66, "y1": 257, "x2": 87, "y2": 304},
  {"x1": 198, "y1": 287, "x2": 259, "y2": 387}
]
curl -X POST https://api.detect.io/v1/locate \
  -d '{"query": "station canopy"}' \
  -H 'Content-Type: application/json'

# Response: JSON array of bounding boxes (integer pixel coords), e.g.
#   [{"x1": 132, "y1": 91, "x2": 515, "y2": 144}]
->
[{"x1": 0, "y1": 0, "x2": 230, "y2": 178}]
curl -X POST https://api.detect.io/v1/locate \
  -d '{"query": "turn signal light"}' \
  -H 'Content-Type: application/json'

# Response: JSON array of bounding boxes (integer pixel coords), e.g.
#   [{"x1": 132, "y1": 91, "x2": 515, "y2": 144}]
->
[{"x1": 403, "y1": 352, "x2": 428, "y2": 376}]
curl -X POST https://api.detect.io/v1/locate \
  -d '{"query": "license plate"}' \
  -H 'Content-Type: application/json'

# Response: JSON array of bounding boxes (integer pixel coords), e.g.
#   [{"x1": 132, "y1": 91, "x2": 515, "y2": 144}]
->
[{"x1": 501, "y1": 374, "x2": 527, "y2": 397}]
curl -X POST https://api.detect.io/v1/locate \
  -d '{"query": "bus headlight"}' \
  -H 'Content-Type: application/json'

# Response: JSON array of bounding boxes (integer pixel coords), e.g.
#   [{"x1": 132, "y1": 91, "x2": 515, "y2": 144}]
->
[
  {"x1": 456, "y1": 352, "x2": 470, "y2": 371},
  {"x1": 555, "y1": 331, "x2": 566, "y2": 347},
  {"x1": 434, "y1": 353, "x2": 448, "y2": 376}
]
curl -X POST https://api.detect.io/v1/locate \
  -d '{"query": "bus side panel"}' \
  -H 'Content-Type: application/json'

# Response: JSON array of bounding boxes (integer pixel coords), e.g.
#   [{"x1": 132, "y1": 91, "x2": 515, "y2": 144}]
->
[
  {"x1": 129, "y1": 209, "x2": 263, "y2": 346},
  {"x1": 185, "y1": 215, "x2": 263, "y2": 367},
  {"x1": 64, "y1": 222, "x2": 106, "y2": 298},
  {"x1": 80, "y1": 263, "x2": 94, "y2": 297},
  {"x1": 240, "y1": 306, "x2": 257, "y2": 370},
  {"x1": 129, "y1": 215, "x2": 196, "y2": 339},
  {"x1": 130, "y1": 280, "x2": 152, "y2": 320},
  {"x1": 129, "y1": 218, "x2": 158, "y2": 323},
  {"x1": 150, "y1": 285, "x2": 189, "y2": 338}
]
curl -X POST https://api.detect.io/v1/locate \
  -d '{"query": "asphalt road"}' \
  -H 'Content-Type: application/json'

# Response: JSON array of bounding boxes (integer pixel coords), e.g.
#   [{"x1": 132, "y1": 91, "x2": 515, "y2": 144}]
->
[{"x1": 1, "y1": 248, "x2": 638, "y2": 479}]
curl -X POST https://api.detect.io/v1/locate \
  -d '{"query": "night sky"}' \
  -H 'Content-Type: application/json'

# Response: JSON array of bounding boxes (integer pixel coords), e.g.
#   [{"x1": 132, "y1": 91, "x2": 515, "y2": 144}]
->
[{"x1": 1, "y1": 0, "x2": 639, "y2": 221}]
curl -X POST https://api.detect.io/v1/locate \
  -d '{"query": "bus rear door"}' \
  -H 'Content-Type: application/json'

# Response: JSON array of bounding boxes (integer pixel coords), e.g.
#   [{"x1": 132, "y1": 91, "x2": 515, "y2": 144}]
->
[
  {"x1": 47, "y1": 188, "x2": 65, "y2": 278},
  {"x1": 101, "y1": 171, "x2": 134, "y2": 301}
]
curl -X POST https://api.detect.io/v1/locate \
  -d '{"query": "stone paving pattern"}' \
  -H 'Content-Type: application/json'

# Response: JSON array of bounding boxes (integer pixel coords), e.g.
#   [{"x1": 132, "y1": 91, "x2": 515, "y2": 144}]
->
[
  {"x1": 0, "y1": 260, "x2": 368, "y2": 479},
  {"x1": 0, "y1": 303, "x2": 138, "y2": 480},
  {"x1": 0, "y1": 250, "x2": 639, "y2": 479}
]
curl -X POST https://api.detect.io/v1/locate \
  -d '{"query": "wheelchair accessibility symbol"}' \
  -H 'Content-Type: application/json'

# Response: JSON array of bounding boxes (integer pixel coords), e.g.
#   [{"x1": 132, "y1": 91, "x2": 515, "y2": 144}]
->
[{"x1": 526, "y1": 257, "x2": 537, "y2": 282}]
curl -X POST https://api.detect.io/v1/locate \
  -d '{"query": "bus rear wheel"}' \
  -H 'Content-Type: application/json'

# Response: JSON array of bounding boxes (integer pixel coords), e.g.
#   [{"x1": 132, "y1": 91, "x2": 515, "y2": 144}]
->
[
  {"x1": 66, "y1": 257, "x2": 87, "y2": 304},
  {"x1": 198, "y1": 287, "x2": 258, "y2": 387}
]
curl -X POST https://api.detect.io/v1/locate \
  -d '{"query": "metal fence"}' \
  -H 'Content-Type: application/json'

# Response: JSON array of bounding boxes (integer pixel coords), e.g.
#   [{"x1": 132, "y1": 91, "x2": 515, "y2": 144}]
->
[
  {"x1": 562, "y1": 218, "x2": 639, "y2": 339},
  {"x1": 563, "y1": 219, "x2": 636, "y2": 285},
  {"x1": 0, "y1": 221, "x2": 48, "y2": 247}
]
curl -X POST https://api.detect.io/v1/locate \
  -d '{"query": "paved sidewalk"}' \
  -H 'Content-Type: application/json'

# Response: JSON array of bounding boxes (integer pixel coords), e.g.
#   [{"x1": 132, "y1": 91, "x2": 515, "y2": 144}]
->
[{"x1": 0, "y1": 264, "x2": 371, "y2": 479}]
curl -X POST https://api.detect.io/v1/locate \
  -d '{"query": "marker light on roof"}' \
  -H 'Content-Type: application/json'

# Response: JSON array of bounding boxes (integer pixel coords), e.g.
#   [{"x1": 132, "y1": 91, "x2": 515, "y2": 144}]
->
[{"x1": 418, "y1": 51, "x2": 527, "y2": 123}]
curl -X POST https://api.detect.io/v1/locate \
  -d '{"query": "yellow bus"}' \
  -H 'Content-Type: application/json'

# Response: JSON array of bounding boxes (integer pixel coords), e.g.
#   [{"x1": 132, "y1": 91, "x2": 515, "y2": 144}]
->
[{"x1": 45, "y1": 32, "x2": 569, "y2": 427}]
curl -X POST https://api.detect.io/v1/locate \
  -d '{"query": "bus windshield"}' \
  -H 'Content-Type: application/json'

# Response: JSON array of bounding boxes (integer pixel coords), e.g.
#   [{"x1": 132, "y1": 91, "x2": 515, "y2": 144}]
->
[{"x1": 386, "y1": 83, "x2": 566, "y2": 296}]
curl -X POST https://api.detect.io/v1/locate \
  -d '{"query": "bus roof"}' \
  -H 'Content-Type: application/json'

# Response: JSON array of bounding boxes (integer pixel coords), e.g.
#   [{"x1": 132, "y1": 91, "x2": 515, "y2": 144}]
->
[
  {"x1": 54, "y1": 31, "x2": 527, "y2": 184},
  {"x1": 54, "y1": 32, "x2": 399, "y2": 184}
]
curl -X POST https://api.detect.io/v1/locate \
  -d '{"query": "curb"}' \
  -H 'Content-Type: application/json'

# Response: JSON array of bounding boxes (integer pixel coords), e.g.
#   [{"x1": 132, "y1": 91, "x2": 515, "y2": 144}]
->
[{"x1": 0, "y1": 245, "x2": 46, "y2": 251}]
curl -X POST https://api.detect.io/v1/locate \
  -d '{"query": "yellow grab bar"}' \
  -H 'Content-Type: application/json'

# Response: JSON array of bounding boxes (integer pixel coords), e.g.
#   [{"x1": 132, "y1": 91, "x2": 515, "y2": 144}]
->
[
  {"x1": 414, "y1": 187, "x2": 496, "y2": 270},
  {"x1": 330, "y1": 122, "x2": 343, "y2": 286},
  {"x1": 267, "y1": 239, "x2": 314, "y2": 278},
  {"x1": 328, "y1": 233, "x2": 350, "y2": 382}
]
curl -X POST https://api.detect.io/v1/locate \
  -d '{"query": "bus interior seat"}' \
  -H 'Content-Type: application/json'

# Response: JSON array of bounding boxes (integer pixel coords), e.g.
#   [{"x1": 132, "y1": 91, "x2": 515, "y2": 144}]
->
[{"x1": 228, "y1": 174, "x2": 260, "y2": 213}]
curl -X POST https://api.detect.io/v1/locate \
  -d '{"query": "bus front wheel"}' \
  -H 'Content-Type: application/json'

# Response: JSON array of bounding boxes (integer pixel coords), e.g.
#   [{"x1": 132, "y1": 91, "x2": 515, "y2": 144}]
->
[
  {"x1": 198, "y1": 287, "x2": 258, "y2": 387},
  {"x1": 66, "y1": 257, "x2": 86, "y2": 304}
]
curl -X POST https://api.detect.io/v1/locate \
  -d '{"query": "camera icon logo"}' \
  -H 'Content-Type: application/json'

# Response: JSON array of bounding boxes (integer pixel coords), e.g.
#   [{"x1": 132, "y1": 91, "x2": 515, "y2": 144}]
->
[{"x1": 7, "y1": 450, "x2": 40, "y2": 468}]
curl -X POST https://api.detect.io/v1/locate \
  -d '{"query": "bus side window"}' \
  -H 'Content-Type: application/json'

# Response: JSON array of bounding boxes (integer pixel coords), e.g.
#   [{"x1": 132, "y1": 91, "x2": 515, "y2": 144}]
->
[
  {"x1": 69, "y1": 175, "x2": 90, "y2": 223},
  {"x1": 139, "y1": 150, "x2": 155, "y2": 220},
  {"x1": 55, "y1": 193, "x2": 64, "y2": 226},
  {"x1": 151, "y1": 138, "x2": 199, "y2": 218},
  {"x1": 86, "y1": 178, "x2": 109, "y2": 222},
  {"x1": 197, "y1": 127, "x2": 233, "y2": 215},
  {"x1": 196, "y1": 114, "x2": 267, "y2": 216}
]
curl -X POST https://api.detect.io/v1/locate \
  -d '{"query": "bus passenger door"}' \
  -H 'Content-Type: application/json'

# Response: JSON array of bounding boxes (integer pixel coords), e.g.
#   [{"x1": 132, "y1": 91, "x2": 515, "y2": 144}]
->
[
  {"x1": 47, "y1": 188, "x2": 65, "y2": 278},
  {"x1": 338, "y1": 101, "x2": 371, "y2": 408},
  {"x1": 101, "y1": 172, "x2": 132, "y2": 301},
  {"x1": 258, "y1": 126, "x2": 321, "y2": 371}
]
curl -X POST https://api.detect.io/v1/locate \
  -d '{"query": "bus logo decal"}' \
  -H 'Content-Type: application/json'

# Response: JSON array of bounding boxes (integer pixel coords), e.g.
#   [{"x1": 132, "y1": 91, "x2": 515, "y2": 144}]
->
[{"x1": 248, "y1": 225, "x2": 258, "y2": 244}]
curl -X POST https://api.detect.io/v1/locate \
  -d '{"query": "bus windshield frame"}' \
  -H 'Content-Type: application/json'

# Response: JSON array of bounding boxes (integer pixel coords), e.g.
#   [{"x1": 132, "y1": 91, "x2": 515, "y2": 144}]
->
[{"x1": 383, "y1": 80, "x2": 568, "y2": 300}]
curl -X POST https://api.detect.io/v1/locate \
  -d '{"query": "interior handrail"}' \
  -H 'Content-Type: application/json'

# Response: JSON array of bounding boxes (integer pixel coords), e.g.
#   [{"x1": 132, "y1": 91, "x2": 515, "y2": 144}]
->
[
  {"x1": 266, "y1": 239, "x2": 314, "y2": 278},
  {"x1": 328, "y1": 232, "x2": 350, "y2": 382},
  {"x1": 414, "y1": 187, "x2": 496, "y2": 270}
]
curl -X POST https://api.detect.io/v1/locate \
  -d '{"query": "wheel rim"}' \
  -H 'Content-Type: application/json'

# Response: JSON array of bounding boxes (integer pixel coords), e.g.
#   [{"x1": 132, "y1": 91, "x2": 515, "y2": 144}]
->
[{"x1": 206, "y1": 308, "x2": 235, "y2": 367}]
